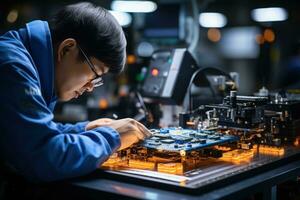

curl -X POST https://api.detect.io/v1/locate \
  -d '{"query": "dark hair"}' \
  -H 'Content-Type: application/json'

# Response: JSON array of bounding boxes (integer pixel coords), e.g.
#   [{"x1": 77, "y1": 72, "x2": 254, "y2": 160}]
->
[{"x1": 49, "y1": 2, "x2": 127, "y2": 74}]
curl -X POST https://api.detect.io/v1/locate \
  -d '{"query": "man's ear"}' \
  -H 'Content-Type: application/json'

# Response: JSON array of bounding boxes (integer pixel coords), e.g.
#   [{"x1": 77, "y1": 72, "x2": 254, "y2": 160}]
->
[{"x1": 57, "y1": 38, "x2": 77, "y2": 62}]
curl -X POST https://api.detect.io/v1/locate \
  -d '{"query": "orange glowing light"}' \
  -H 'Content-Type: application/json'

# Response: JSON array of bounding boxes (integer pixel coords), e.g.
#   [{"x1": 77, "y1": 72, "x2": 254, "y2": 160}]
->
[
  {"x1": 151, "y1": 68, "x2": 159, "y2": 76},
  {"x1": 128, "y1": 160, "x2": 155, "y2": 170},
  {"x1": 257, "y1": 145, "x2": 284, "y2": 156},
  {"x1": 207, "y1": 28, "x2": 221, "y2": 42},
  {"x1": 256, "y1": 34, "x2": 265, "y2": 44},
  {"x1": 157, "y1": 163, "x2": 183, "y2": 175},
  {"x1": 215, "y1": 146, "x2": 231, "y2": 151},
  {"x1": 186, "y1": 121, "x2": 196, "y2": 126},
  {"x1": 294, "y1": 137, "x2": 300, "y2": 146},
  {"x1": 127, "y1": 54, "x2": 136, "y2": 64},
  {"x1": 220, "y1": 149, "x2": 254, "y2": 164},
  {"x1": 101, "y1": 153, "x2": 128, "y2": 168},
  {"x1": 264, "y1": 29, "x2": 275, "y2": 43},
  {"x1": 98, "y1": 98, "x2": 108, "y2": 109},
  {"x1": 102, "y1": 157, "x2": 121, "y2": 166}
]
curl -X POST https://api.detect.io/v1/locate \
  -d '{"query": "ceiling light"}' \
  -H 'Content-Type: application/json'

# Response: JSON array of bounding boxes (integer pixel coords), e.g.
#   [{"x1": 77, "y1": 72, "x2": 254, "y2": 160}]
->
[
  {"x1": 199, "y1": 12, "x2": 227, "y2": 28},
  {"x1": 109, "y1": 10, "x2": 132, "y2": 27},
  {"x1": 251, "y1": 7, "x2": 288, "y2": 22},
  {"x1": 111, "y1": 1, "x2": 157, "y2": 13}
]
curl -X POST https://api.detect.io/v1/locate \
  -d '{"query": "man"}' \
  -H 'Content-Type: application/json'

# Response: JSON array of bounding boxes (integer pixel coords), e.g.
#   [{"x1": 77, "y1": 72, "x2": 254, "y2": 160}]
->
[{"x1": 0, "y1": 2, "x2": 151, "y2": 182}]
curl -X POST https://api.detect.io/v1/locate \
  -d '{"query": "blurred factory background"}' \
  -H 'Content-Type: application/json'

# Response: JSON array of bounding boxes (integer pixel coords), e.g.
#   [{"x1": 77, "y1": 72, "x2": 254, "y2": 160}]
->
[{"x1": 1, "y1": 0, "x2": 300, "y2": 126}]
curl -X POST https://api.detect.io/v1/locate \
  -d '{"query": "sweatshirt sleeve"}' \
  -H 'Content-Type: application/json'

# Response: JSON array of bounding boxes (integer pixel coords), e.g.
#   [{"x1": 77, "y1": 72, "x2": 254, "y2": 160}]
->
[
  {"x1": 55, "y1": 121, "x2": 89, "y2": 133},
  {"x1": 0, "y1": 62, "x2": 121, "y2": 182}
]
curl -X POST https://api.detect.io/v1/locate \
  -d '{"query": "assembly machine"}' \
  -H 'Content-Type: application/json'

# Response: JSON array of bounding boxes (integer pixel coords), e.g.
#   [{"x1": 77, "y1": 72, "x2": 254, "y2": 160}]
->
[
  {"x1": 100, "y1": 92, "x2": 300, "y2": 191},
  {"x1": 71, "y1": 48, "x2": 300, "y2": 200}
]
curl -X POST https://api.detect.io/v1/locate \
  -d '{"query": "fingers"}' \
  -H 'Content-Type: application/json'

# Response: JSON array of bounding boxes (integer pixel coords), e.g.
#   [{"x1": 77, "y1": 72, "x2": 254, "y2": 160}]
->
[
  {"x1": 88, "y1": 117, "x2": 151, "y2": 143},
  {"x1": 125, "y1": 118, "x2": 152, "y2": 140},
  {"x1": 85, "y1": 118, "x2": 116, "y2": 131},
  {"x1": 135, "y1": 121, "x2": 152, "y2": 138},
  {"x1": 85, "y1": 122, "x2": 97, "y2": 131},
  {"x1": 102, "y1": 118, "x2": 116, "y2": 123}
]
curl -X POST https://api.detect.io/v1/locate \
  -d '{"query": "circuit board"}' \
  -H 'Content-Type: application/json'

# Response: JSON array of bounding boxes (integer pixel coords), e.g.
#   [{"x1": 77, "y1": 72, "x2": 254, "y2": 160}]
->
[{"x1": 142, "y1": 128, "x2": 239, "y2": 152}]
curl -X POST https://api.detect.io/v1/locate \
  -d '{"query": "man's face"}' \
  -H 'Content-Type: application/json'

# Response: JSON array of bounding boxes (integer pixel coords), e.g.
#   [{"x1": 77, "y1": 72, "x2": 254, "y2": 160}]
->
[{"x1": 55, "y1": 39, "x2": 109, "y2": 101}]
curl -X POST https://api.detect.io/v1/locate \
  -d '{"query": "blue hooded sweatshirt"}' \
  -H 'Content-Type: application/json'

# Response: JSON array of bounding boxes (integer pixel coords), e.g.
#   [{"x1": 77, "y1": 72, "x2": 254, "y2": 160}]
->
[{"x1": 0, "y1": 20, "x2": 121, "y2": 182}]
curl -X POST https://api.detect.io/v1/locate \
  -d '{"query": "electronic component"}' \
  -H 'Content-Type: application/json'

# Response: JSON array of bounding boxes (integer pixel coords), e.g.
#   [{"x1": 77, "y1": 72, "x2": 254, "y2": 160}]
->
[
  {"x1": 141, "y1": 48, "x2": 198, "y2": 105},
  {"x1": 102, "y1": 93, "x2": 300, "y2": 181},
  {"x1": 204, "y1": 94, "x2": 268, "y2": 129},
  {"x1": 265, "y1": 99, "x2": 300, "y2": 141},
  {"x1": 142, "y1": 128, "x2": 238, "y2": 151}
]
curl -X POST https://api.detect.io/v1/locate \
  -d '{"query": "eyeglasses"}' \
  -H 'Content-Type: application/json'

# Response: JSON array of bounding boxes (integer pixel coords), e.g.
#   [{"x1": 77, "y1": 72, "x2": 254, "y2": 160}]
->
[{"x1": 78, "y1": 45, "x2": 104, "y2": 87}]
